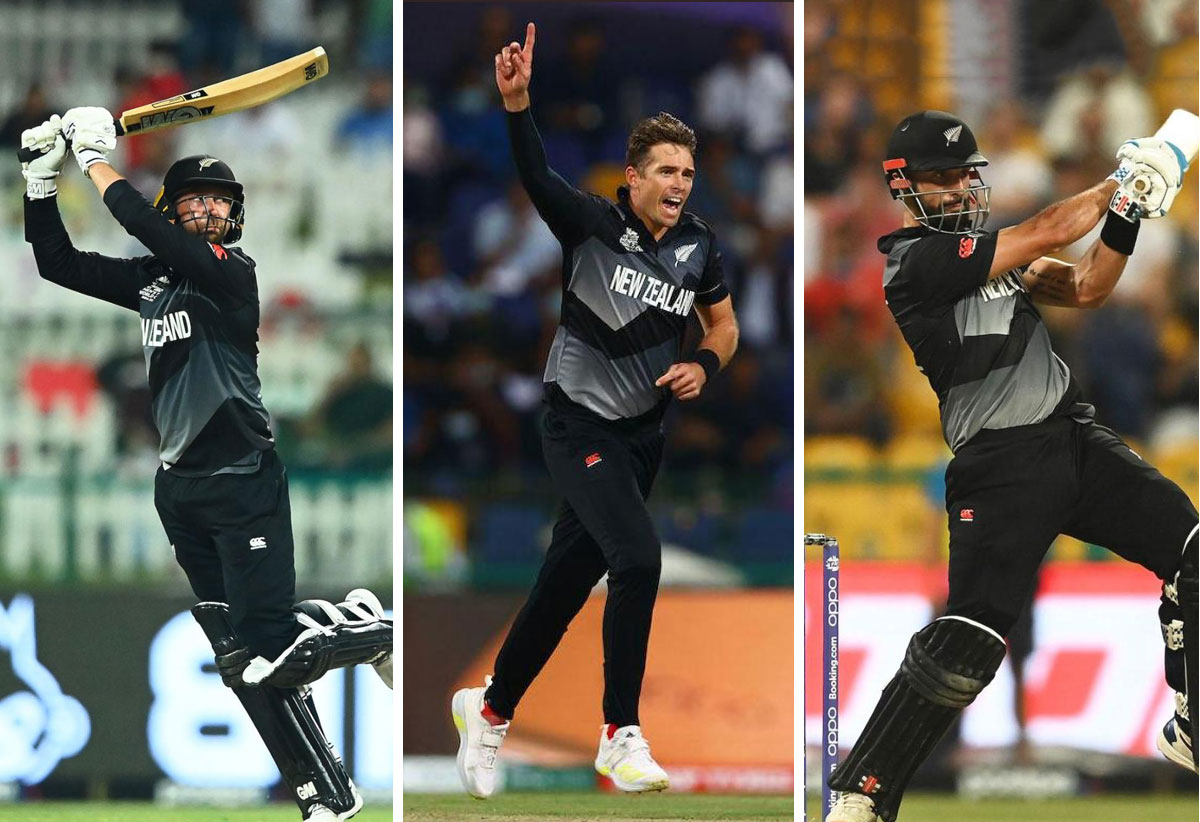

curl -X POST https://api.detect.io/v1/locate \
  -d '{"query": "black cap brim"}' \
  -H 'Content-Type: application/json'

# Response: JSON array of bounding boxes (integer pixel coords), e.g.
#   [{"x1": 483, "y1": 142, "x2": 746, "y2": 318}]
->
[{"x1": 904, "y1": 150, "x2": 988, "y2": 171}]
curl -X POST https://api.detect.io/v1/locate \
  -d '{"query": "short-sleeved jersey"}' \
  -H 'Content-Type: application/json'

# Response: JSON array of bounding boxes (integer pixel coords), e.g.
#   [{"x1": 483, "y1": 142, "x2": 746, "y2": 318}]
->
[
  {"x1": 509, "y1": 108, "x2": 729, "y2": 422},
  {"x1": 879, "y1": 226, "x2": 1094, "y2": 451},
  {"x1": 25, "y1": 181, "x2": 273, "y2": 476}
]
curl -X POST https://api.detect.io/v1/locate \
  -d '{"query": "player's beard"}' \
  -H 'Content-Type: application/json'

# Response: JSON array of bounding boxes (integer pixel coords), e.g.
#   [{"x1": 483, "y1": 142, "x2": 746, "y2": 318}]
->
[
  {"x1": 181, "y1": 209, "x2": 230, "y2": 242},
  {"x1": 927, "y1": 193, "x2": 973, "y2": 233}
]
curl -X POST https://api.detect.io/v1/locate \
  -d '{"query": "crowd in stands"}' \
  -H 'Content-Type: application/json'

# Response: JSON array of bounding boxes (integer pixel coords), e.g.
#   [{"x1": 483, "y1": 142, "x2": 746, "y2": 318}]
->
[
  {"x1": 403, "y1": 5, "x2": 794, "y2": 500},
  {"x1": 0, "y1": 2, "x2": 393, "y2": 478},
  {"x1": 805, "y1": 0, "x2": 1198, "y2": 456}
]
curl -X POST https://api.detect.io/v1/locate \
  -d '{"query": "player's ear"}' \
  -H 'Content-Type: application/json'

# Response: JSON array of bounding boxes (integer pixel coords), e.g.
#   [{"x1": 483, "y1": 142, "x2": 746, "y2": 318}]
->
[{"x1": 625, "y1": 164, "x2": 639, "y2": 188}]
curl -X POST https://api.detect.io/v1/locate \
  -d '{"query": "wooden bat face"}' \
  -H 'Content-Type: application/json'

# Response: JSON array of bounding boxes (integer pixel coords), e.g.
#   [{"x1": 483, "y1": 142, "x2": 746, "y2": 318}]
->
[{"x1": 117, "y1": 47, "x2": 329, "y2": 136}]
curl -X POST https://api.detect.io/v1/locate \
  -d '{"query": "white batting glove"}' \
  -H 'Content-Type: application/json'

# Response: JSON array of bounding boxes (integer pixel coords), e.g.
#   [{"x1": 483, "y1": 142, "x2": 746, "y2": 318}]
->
[
  {"x1": 62, "y1": 106, "x2": 117, "y2": 177},
  {"x1": 19, "y1": 115, "x2": 68, "y2": 199},
  {"x1": 1108, "y1": 137, "x2": 1187, "y2": 220}
]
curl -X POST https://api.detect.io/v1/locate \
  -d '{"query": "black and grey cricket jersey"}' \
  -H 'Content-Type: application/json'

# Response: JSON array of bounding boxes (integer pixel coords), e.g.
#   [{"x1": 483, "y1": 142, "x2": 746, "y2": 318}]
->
[
  {"x1": 509, "y1": 108, "x2": 729, "y2": 422},
  {"x1": 879, "y1": 226, "x2": 1094, "y2": 451},
  {"x1": 25, "y1": 182, "x2": 273, "y2": 476}
]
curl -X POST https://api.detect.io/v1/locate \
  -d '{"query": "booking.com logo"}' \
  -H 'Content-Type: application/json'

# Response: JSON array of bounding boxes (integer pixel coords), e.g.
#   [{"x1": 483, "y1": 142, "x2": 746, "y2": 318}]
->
[{"x1": 0, "y1": 594, "x2": 90, "y2": 784}]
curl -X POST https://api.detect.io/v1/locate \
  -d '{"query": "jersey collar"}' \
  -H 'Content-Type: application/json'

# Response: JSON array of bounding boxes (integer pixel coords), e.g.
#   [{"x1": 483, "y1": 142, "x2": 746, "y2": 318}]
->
[{"x1": 617, "y1": 185, "x2": 679, "y2": 248}]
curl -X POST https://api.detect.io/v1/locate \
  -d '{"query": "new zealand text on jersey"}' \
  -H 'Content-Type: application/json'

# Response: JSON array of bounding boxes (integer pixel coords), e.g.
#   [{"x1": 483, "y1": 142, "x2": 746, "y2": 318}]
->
[
  {"x1": 609, "y1": 264, "x2": 696, "y2": 317},
  {"x1": 142, "y1": 310, "x2": 193, "y2": 348}
]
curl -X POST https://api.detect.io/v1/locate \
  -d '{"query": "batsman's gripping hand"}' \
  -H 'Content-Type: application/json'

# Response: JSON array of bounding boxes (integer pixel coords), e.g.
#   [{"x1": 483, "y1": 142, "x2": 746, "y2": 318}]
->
[
  {"x1": 1108, "y1": 137, "x2": 1187, "y2": 220},
  {"x1": 19, "y1": 115, "x2": 67, "y2": 199},
  {"x1": 656, "y1": 362, "x2": 706, "y2": 401},
  {"x1": 62, "y1": 107, "x2": 117, "y2": 177}
]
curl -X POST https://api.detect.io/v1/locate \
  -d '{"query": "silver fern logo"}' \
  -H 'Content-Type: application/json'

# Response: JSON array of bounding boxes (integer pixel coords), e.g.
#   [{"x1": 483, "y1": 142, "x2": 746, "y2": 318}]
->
[
  {"x1": 943, "y1": 125, "x2": 963, "y2": 146},
  {"x1": 674, "y1": 243, "x2": 698, "y2": 266}
]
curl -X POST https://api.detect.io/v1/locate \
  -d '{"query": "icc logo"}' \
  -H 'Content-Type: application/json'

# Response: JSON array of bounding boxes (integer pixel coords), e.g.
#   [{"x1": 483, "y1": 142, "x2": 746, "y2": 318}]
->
[
  {"x1": 0, "y1": 595, "x2": 91, "y2": 784},
  {"x1": 825, "y1": 556, "x2": 839, "y2": 572}
]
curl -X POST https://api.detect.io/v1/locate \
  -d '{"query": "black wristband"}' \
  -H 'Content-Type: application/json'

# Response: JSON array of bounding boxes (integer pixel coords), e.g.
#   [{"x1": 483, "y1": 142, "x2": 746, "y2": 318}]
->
[
  {"x1": 693, "y1": 348, "x2": 720, "y2": 382},
  {"x1": 1100, "y1": 209, "x2": 1139, "y2": 255}
]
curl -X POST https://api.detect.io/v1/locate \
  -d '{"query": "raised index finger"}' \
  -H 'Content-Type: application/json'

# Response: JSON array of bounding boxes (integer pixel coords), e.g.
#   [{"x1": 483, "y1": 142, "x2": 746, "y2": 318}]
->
[{"x1": 523, "y1": 22, "x2": 536, "y2": 58}]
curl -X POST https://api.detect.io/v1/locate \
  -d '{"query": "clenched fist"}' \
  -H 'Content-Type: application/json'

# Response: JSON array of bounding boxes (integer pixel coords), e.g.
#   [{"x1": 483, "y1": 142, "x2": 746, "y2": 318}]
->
[
  {"x1": 19, "y1": 115, "x2": 67, "y2": 198},
  {"x1": 62, "y1": 106, "x2": 117, "y2": 177}
]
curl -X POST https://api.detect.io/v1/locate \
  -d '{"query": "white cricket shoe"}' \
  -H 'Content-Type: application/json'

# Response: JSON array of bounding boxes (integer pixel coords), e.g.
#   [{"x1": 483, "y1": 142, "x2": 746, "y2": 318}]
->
[
  {"x1": 343, "y1": 588, "x2": 393, "y2": 689},
  {"x1": 1156, "y1": 715, "x2": 1197, "y2": 773},
  {"x1": 303, "y1": 793, "x2": 362, "y2": 821},
  {"x1": 828, "y1": 792, "x2": 879, "y2": 822},
  {"x1": 594, "y1": 725, "x2": 669, "y2": 792},
  {"x1": 451, "y1": 677, "x2": 509, "y2": 798}
]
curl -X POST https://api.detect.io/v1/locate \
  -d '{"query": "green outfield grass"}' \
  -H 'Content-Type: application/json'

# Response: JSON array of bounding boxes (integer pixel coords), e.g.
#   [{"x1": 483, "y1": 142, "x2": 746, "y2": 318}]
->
[
  {"x1": 0, "y1": 802, "x2": 394, "y2": 821},
  {"x1": 806, "y1": 792, "x2": 1198, "y2": 821},
  {"x1": 404, "y1": 792, "x2": 792, "y2": 821}
]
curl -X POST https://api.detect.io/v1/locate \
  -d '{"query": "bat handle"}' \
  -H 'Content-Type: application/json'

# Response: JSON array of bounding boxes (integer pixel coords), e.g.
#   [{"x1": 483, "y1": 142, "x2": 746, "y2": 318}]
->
[{"x1": 113, "y1": 118, "x2": 125, "y2": 137}]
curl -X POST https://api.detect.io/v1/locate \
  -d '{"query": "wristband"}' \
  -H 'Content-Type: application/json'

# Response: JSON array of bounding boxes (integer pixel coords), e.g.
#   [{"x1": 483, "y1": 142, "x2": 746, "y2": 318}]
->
[
  {"x1": 1100, "y1": 208, "x2": 1139, "y2": 255},
  {"x1": 24, "y1": 177, "x2": 56, "y2": 200},
  {"x1": 692, "y1": 348, "x2": 720, "y2": 382}
]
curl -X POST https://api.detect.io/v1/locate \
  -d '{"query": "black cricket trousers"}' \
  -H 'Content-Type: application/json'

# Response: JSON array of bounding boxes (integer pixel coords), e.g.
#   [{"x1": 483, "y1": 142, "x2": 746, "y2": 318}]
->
[
  {"x1": 155, "y1": 448, "x2": 299, "y2": 659},
  {"x1": 944, "y1": 416, "x2": 1199, "y2": 637},
  {"x1": 486, "y1": 405, "x2": 666, "y2": 727}
]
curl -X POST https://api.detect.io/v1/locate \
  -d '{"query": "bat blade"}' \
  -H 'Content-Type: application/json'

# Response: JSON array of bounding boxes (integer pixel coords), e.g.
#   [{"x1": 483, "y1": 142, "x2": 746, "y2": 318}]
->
[
  {"x1": 117, "y1": 46, "x2": 329, "y2": 136},
  {"x1": 1153, "y1": 108, "x2": 1200, "y2": 167}
]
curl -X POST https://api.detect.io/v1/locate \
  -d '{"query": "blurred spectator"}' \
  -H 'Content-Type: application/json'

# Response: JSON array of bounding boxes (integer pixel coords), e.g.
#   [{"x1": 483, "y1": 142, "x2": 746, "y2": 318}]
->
[
  {"x1": 537, "y1": 17, "x2": 621, "y2": 165},
  {"x1": 178, "y1": 0, "x2": 246, "y2": 81},
  {"x1": 440, "y1": 58, "x2": 510, "y2": 182},
  {"x1": 179, "y1": 103, "x2": 302, "y2": 177},
  {"x1": 95, "y1": 350, "x2": 158, "y2": 477},
  {"x1": 351, "y1": 0, "x2": 394, "y2": 72},
  {"x1": 805, "y1": 306, "x2": 893, "y2": 446},
  {"x1": 337, "y1": 73, "x2": 394, "y2": 151},
  {"x1": 403, "y1": 81, "x2": 448, "y2": 231},
  {"x1": 0, "y1": 84, "x2": 57, "y2": 149},
  {"x1": 688, "y1": 130, "x2": 761, "y2": 238},
  {"x1": 306, "y1": 343, "x2": 392, "y2": 473},
  {"x1": 1039, "y1": 61, "x2": 1155, "y2": 164},
  {"x1": 673, "y1": 347, "x2": 790, "y2": 475},
  {"x1": 696, "y1": 25, "x2": 792, "y2": 155},
  {"x1": 472, "y1": 181, "x2": 560, "y2": 298},
  {"x1": 803, "y1": 73, "x2": 874, "y2": 196},
  {"x1": 405, "y1": 238, "x2": 487, "y2": 361},
  {"x1": 248, "y1": 0, "x2": 316, "y2": 66},
  {"x1": 977, "y1": 100, "x2": 1053, "y2": 226},
  {"x1": 114, "y1": 43, "x2": 189, "y2": 176}
]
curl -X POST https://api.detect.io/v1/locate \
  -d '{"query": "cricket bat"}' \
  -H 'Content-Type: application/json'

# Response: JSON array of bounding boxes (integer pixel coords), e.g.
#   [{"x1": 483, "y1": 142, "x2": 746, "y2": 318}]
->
[
  {"x1": 1127, "y1": 108, "x2": 1198, "y2": 197},
  {"x1": 1154, "y1": 108, "x2": 1200, "y2": 167},
  {"x1": 17, "y1": 47, "x2": 328, "y2": 162}
]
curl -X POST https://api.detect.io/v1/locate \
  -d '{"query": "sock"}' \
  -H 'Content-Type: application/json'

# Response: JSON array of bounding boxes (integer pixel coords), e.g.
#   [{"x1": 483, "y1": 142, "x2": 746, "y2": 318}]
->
[{"x1": 481, "y1": 700, "x2": 509, "y2": 726}]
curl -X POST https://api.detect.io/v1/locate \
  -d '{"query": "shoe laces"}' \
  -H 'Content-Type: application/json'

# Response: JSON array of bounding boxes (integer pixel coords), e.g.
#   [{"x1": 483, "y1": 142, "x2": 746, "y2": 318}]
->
[{"x1": 613, "y1": 728, "x2": 654, "y2": 763}]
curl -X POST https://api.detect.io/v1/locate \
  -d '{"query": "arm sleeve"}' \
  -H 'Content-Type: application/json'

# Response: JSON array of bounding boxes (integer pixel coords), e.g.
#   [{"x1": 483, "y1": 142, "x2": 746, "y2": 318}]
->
[
  {"x1": 507, "y1": 108, "x2": 600, "y2": 244},
  {"x1": 695, "y1": 230, "x2": 730, "y2": 306},
  {"x1": 899, "y1": 231, "x2": 996, "y2": 304},
  {"x1": 24, "y1": 195, "x2": 143, "y2": 311},
  {"x1": 102, "y1": 180, "x2": 255, "y2": 307}
]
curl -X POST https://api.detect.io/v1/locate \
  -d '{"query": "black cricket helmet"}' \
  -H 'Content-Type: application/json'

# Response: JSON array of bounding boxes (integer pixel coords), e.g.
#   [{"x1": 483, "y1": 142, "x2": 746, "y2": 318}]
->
[
  {"x1": 883, "y1": 110, "x2": 990, "y2": 234},
  {"x1": 153, "y1": 154, "x2": 246, "y2": 244}
]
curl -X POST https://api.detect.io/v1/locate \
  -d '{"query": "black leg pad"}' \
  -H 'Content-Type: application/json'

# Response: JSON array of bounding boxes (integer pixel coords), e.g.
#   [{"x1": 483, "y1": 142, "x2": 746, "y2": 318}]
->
[
  {"x1": 192, "y1": 602, "x2": 361, "y2": 818},
  {"x1": 1177, "y1": 529, "x2": 1199, "y2": 768},
  {"x1": 241, "y1": 598, "x2": 393, "y2": 688},
  {"x1": 828, "y1": 617, "x2": 1007, "y2": 822}
]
